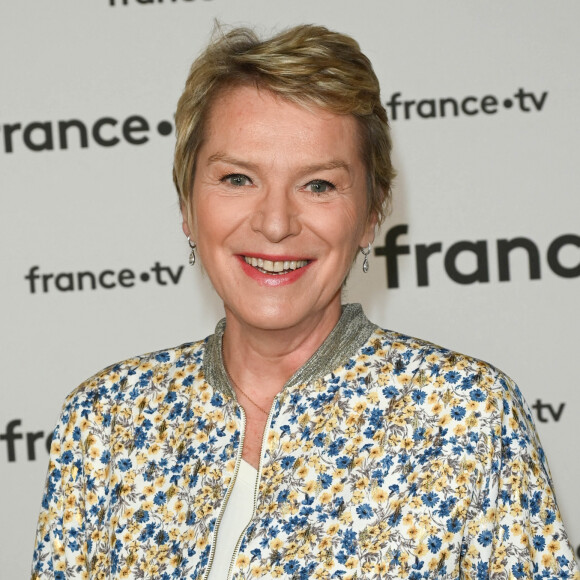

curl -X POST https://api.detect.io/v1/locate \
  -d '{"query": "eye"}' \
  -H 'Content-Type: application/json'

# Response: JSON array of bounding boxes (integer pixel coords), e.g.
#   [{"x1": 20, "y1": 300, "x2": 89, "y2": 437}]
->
[
  {"x1": 304, "y1": 179, "x2": 336, "y2": 194},
  {"x1": 222, "y1": 173, "x2": 252, "y2": 187}
]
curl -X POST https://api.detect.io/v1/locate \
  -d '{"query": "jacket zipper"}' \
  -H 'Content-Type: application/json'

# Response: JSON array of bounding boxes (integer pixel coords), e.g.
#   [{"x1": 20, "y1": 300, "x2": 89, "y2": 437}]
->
[
  {"x1": 225, "y1": 394, "x2": 281, "y2": 580},
  {"x1": 202, "y1": 406, "x2": 247, "y2": 580}
]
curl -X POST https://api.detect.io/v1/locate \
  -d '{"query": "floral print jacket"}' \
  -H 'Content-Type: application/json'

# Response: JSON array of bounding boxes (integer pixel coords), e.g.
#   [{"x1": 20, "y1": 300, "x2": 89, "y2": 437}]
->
[{"x1": 32, "y1": 304, "x2": 579, "y2": 580}]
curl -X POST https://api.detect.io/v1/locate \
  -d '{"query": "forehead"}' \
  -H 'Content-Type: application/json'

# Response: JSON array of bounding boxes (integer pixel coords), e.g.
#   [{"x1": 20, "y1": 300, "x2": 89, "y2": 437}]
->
[{"x1": 200, "y1": 84, "x2": 364, "y2": 166}]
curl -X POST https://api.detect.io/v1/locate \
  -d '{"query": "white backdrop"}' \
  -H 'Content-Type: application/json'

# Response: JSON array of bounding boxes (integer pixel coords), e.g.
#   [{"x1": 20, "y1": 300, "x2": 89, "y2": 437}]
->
[{"x1": 1, "y1": 1, "x2": 579, "y2": 578}]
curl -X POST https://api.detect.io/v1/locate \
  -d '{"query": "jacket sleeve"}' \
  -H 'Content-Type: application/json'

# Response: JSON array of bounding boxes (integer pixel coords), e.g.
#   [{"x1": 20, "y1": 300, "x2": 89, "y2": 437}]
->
[
  {"x1": 460, "y1": 374, "x2": 579, "y2": 579},
  {"x1": 31, "y1": 398, "x2": 90, "y2": 580}
]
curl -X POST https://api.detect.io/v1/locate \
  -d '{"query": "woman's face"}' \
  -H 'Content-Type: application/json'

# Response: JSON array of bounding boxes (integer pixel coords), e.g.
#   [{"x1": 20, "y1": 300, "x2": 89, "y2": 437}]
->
[{"x1": 183, "y1": 85, "x2": 376, "y2": 333}]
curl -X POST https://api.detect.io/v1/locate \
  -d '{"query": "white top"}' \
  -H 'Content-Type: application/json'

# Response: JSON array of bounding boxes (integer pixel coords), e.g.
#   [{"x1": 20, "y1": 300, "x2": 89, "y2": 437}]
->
[{"x1": 207, "y1": 459, "x2": 258, "y2": 580}]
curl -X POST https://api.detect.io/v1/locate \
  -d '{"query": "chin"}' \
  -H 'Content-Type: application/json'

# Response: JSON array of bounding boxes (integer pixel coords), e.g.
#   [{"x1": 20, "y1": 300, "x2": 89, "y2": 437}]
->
[
  {"x1": 237, "y1": 302, "x2": 306, "y2": 331},
  {"x1": 225, "y1": 291, "x2": 341, "y2": 333}
]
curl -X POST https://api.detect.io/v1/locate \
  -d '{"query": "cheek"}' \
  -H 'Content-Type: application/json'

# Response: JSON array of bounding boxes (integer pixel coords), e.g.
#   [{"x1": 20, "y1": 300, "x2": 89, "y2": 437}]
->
[
  {"x1": 193, "y1": 194, "x2": 245, "y2": 253},
  {"x1": 316, "y1": 204, "x2": 366, "y2": 253},
  {"x1": 192, "y1": 193, "x2": 219, "y2": 241}
]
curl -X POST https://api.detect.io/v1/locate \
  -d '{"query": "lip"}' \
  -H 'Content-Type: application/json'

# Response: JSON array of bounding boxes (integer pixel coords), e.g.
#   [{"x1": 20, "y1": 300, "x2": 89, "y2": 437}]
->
[
  {"x1": 236, "y1": 255, "x2": 313, "y2": 287},
  {"x1": 241, "y1": 252, "x2": 312, "y2": 262}
]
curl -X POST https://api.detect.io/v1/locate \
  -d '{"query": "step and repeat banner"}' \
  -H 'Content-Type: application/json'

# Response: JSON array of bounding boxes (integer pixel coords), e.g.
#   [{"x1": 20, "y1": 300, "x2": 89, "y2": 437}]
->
[{"x1": 1, "y1": 1, "x2": 579, "y2": 577}]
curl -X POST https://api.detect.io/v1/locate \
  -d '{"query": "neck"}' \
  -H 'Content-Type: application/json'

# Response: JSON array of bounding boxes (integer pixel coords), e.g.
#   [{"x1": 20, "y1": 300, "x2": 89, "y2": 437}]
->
[{"x1": 222, "y1": 299, "x2": 343, "y2": 400}]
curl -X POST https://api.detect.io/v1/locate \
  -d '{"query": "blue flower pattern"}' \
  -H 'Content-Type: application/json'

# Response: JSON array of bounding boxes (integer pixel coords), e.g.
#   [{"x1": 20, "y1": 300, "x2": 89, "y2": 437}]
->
[{"x1": 31, "y1": 326, "x2": 579, "y2": 579}]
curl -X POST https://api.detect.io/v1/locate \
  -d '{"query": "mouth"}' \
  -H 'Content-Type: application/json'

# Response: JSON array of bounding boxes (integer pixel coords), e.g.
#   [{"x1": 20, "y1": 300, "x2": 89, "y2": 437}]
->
[{"x1": 242, "y1": 256, "x2": 310, "y2": 275}]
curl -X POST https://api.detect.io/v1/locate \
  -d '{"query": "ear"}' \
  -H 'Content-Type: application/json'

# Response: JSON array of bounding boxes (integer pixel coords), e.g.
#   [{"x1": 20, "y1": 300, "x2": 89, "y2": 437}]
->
[
  {"x1": 359, "y1": 210, "x2": 378, "y2": 248},
  {"x1": 180, "y1": 200, "x2": 195, "y2": 241}
]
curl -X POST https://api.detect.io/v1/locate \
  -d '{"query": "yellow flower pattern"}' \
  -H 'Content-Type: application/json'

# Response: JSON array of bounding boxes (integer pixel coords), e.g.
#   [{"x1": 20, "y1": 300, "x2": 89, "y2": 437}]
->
[{"x1": 32, "y1": 308, "x2": 579, "y2": 579}]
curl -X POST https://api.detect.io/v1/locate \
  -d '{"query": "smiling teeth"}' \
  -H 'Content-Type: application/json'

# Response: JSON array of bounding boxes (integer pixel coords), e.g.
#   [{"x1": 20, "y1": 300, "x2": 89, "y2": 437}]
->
[{"x1": 244, "y1": 256, "x2": 308, "y2": 274}]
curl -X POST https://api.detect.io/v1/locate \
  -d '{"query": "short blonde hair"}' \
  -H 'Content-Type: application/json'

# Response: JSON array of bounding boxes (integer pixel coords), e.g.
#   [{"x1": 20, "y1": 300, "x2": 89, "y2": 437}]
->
[{"x1": 174, "y1": 24, "x2": 395, "y2": 224}]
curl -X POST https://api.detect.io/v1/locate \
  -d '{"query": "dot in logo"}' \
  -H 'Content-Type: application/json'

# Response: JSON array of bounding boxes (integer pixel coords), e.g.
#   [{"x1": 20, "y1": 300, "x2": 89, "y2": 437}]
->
[
  {"x1": 503, "y1": 99, "x2": 513, "y2": 109},
  {"x1": 157, "y1": 121, "x2": 173, "y2": 136},
  {"x1": 140, "y1": 272, "x2": 150, "y2": 282}
]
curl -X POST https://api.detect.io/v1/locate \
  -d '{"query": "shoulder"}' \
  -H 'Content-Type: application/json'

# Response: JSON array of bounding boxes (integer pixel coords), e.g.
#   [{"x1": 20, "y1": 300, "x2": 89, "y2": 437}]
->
[
  {"x1": 365, "y1": 324, "x2": 545, "y2": 459},
  {"x1": 368, "y1": 324, "x2": 503, "y2": 378},
  {"x1": 61, "y1": 338, "x2": 208, "y2": 415},
  {"x1": 365, "y1": 324, "x2": 525, "y2": 418}
]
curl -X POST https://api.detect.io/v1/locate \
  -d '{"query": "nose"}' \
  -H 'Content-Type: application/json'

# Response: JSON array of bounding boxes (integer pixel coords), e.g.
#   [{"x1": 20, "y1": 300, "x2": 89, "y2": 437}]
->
[{"x1": 250, "y1": 188, "x2": 301, "y2": 243}]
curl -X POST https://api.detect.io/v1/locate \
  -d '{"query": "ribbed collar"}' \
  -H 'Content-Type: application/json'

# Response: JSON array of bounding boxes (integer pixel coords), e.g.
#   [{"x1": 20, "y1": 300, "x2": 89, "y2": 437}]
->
[{"x1": 204, "y1": 303, "x2": 376, "y2": 398}]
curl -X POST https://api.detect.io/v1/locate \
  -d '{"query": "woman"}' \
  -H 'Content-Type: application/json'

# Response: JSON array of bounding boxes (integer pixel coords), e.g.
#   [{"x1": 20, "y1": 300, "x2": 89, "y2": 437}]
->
[{"x1": 32, "y1": 25, "x2": 578, "y2": 580}]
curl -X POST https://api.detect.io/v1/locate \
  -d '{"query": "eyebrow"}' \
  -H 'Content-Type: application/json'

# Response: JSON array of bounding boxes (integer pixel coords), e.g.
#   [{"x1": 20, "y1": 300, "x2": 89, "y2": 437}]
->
[
  {"x1": 300, "y1": 160, "x2": 352, "y2": 175},
  {"x1": 207, "y1": 153, "x2": 352, "y2": 175},
  {"x1": 207, "y1": 153, "x2": 260, "y2": 172}
]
